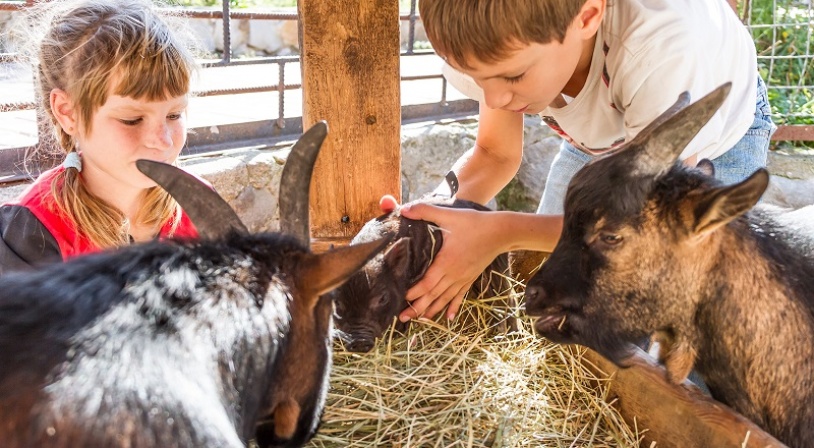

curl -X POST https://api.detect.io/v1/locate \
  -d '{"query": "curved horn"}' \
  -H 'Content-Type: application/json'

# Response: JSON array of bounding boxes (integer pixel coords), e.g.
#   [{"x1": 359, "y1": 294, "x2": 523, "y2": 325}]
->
[
  {"x1": 279, "y1": 121, "x2": 328, "y2": 246},
  {"x1": 626, "y1": 91, "x2": 691, "y2": 148},
  {"x1": 633, "y1": 82, "x2": 731, "y2": 176},
  {"x1": 136, "y1": 160, "x2": 248, "y2": 238}
]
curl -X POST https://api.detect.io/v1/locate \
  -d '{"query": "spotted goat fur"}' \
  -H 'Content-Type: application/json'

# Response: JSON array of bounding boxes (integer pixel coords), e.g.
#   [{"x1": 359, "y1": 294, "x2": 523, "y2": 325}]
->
[{"x1": 0, "y1": 123, "x2": 390, "y2": 448}]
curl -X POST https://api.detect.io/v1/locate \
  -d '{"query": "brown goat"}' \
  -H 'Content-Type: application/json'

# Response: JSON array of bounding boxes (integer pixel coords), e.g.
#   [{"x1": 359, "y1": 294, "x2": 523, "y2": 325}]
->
[{"x1": 524, "y1": 84, "x2": 814, "y2": 447}]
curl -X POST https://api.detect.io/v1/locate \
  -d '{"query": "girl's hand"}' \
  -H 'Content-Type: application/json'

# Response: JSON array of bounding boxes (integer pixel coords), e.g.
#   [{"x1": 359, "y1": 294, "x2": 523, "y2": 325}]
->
[{"x1": 397, "y1": 202, "x2": 502, "y2": 322}]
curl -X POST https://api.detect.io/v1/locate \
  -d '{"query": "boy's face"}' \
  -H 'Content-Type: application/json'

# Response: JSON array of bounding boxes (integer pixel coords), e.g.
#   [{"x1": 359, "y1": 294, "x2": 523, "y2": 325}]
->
[
  {"x1": 449, "y1": 17, "x2": 593, "y2": 115},
  {"x1": 77, "y1": 90, "x2": 189, "y2": 195}
]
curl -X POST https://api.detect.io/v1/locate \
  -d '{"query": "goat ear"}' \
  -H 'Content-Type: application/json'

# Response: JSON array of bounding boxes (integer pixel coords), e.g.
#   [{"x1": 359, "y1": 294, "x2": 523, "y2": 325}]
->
[
  {"x1": 631, "y1": 83, "x2": 731, "y2": 177},
  {"x1": 695, "y1": 159, "x2": 715, "y2": 177},
  {"x1": 692, "y1": 169, "x2": 769, "y2": 236},
  {"x1": 383, "y1": 237, "x2": 411, "y2": 275},
  {"x1": 296, "y1": 236, "x2": 393, "y2": 298}
]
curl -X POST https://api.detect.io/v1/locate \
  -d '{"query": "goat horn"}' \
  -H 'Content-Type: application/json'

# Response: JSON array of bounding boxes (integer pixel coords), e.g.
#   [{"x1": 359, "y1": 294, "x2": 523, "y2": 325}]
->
[
  {"x1": 136, "y1": 160, "x2": 248, "y2": 238},
  {"x1": 626, "y1": 91, "x2": 691, "y2": 148},
  {"x1": 633, "y1": 82, "x2": 731, "y2": 177},
  {"x1": 278, "y1": 121, "x2": 328, "y2": 246}
]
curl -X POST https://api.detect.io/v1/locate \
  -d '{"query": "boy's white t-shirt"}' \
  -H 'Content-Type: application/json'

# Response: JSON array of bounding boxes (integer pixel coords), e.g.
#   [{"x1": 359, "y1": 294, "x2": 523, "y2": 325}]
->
[{"x1": 442, "y1": 0, "x2": 758, "y2": 161}]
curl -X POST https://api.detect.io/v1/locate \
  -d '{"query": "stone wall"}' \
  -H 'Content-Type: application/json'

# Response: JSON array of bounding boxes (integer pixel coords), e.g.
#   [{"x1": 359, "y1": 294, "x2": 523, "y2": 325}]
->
[{"x1": 3, "y1": 120, "x2": 812, "y2": 233}]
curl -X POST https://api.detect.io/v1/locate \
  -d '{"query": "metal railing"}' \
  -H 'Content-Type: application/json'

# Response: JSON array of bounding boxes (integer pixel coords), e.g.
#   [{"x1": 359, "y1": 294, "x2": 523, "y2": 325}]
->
[
  {"x1": 0, "y1": 0, "x2": 476, "y2": 182},
  {"x1": 2, "y1": 0, "x2": 811, "y2": 183}
]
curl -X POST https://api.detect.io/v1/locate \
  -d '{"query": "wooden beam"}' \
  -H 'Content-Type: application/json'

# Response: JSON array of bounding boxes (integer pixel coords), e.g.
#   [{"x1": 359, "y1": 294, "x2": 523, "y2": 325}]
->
[
  {"x1": 580, "y1": 347, "x2": 787, "y2": 447},
  {"x1": 727, "y1": 0, "x2": 738, "y2": 14},
  {"x1": 298, "y1": 0, "x2": 401, "y2": 245},
  {"x1": 772, "y1": 125, "x2": 814, "y2": 141}
]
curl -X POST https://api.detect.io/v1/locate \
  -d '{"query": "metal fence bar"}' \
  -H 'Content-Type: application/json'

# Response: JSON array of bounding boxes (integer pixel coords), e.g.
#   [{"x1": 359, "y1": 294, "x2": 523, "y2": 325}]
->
[
  {"x1": 277, "y1": 61, "x2": 287, "y2": 129},
  {"x1": 406, "y1": 0, "x2": 418, "y2": 56},
  {"x1": 0, "y1": 1, "x2": 476, "y2": 183}
]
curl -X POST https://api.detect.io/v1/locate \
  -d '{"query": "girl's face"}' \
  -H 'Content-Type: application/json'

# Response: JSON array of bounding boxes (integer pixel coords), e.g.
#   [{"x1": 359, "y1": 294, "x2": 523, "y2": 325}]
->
[{"x1": 77, "y1": 92, "x2": 189, "y2": 197}]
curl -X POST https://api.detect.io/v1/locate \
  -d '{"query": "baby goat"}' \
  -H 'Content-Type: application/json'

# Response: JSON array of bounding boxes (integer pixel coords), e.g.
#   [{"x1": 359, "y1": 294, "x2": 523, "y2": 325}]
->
[
  {"x1": 0, "y1": 123, "x2": 390, "y2": 448},
  {"x1": 525, "y1": 84, "x2": 814, "y2": 447},
  {"x1": 334, "y1": 182, "x2": 515, "y2": 353}
]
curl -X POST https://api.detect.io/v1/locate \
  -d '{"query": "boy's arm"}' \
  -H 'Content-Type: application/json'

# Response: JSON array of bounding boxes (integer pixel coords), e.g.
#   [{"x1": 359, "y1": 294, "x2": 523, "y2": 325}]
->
[{"x1": 435, "y1": 103, "x2": 524, "y2": 204}]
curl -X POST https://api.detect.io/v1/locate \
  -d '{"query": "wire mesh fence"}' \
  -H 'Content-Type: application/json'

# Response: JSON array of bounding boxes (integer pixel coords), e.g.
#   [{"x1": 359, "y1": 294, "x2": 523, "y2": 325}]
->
[{"x1": 740, "y1": 0, "x2": 814, "y2": 149}]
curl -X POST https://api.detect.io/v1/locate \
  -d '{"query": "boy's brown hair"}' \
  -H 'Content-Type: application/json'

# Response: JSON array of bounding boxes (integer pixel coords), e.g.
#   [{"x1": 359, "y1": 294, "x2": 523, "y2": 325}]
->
[{"x1": 419, "y1": 0, "x2": 587, "y2": 70}]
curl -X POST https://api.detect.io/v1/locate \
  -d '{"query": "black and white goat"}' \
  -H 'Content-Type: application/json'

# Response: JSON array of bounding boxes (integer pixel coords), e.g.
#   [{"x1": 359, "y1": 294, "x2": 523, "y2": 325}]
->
[{"x1": 0, "y1": 123, "x2": 390, "y2": 448}]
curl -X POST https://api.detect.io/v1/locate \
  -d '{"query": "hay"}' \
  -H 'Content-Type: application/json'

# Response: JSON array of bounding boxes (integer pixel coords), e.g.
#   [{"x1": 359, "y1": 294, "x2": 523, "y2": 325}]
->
[{"x1": 307, "y1": 288, "x2": 644, "y2": 447}]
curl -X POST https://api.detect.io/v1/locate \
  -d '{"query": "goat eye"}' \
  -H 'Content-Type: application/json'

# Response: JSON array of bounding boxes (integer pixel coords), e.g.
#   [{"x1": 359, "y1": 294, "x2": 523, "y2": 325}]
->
[
  {"x1": 333, "y1": 301, "x2": 345, "y2": 316},
  {"x1": 600, "y1": 233, "x2": 623, "y2": 245}
]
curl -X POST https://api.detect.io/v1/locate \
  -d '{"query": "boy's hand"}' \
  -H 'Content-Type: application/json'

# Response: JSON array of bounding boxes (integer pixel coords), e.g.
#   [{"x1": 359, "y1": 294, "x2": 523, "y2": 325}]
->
[{"x1": 396, "y1": 202, "x2": 500, "y2": 322}]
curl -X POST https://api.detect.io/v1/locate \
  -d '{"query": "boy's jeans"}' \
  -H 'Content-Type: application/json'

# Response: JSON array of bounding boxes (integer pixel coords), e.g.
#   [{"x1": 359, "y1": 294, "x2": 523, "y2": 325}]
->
[{"x1": 536, "y1": 76, "x2": 777, "y2": 215}]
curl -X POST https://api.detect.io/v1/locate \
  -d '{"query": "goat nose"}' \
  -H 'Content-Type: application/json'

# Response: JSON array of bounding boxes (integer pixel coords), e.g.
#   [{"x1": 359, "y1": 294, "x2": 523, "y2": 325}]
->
[
  {"x1": 523, "y1": 285, "x2": 548, "y2": 315},
  {"x1": 347, "y1": 339, "x2": 374, "y2": 353}
]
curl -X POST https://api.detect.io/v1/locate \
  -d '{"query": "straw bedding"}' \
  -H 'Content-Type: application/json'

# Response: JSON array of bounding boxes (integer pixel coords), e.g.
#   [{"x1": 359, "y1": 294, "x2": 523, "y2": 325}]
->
[{"x1": 307, "y1": 286, "x2": 644, "y2": 447}]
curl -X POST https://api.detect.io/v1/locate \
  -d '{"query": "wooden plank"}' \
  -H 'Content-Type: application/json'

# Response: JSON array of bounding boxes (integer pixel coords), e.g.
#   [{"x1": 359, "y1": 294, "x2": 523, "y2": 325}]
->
[
  {"x1": 772, "y1": 125, "x2": 814, "y2": 141},
  {"x1": 727, "y1": 0, "x2": 739, "y2": 14},
  {"x1": 580, "y1": 347, "x2": 787, "y2": 447},
  {"x1": 298, "y1": 0, "x2": 401, "y2": 241}
]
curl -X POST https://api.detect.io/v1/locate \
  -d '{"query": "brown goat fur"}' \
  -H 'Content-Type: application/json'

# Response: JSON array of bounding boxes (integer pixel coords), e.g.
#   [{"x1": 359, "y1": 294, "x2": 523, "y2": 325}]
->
[{"x1": 524, "y1": 84, "x2": 814, "y2": 447}]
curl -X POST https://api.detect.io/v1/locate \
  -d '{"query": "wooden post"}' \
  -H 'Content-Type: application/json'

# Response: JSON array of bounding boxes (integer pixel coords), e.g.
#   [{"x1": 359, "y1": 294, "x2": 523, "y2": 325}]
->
[
  {"x1": 298, "y1": 0, "x2": 401, "y2": 251},
  {"x1": 581, "y1": 348, "x2": 786, "y2": 447}
]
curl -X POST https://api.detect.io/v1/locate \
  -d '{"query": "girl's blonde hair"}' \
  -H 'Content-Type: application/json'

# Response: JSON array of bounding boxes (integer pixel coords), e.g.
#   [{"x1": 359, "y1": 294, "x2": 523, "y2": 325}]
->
[
  {"x1": 20, "y1": 0, "x2": 199, "y2": 249},
  {"x1": 419, "y1": 0, "x2": 587, "y2": 70}
]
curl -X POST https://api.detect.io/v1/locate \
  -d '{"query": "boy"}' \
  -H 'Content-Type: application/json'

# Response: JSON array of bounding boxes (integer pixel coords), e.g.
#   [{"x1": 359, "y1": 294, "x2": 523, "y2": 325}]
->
[{"x1": 393, "y1": 0, "x2": 775, "y2": 322}]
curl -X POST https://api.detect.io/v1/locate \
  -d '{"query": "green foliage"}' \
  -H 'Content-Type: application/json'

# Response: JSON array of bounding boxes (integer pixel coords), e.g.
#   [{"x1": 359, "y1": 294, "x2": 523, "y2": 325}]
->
[
  {"x1": 749, "y1": 0, "x2": 814, "y2": 126},
  {"x1": 748, "y1": 0, "x2": 814, "y2": 150}
]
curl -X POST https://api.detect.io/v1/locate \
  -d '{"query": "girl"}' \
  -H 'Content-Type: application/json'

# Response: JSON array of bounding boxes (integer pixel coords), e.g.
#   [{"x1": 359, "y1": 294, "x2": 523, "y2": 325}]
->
[{"x1": 0, "y1": 0, "x2": 200, "y2": 274}]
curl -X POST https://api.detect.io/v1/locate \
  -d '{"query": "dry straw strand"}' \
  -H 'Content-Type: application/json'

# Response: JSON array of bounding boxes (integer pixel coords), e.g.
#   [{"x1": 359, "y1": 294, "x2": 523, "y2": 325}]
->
[{"x1": 310, "y1": 288, "x2": 643, "y2": 447}]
